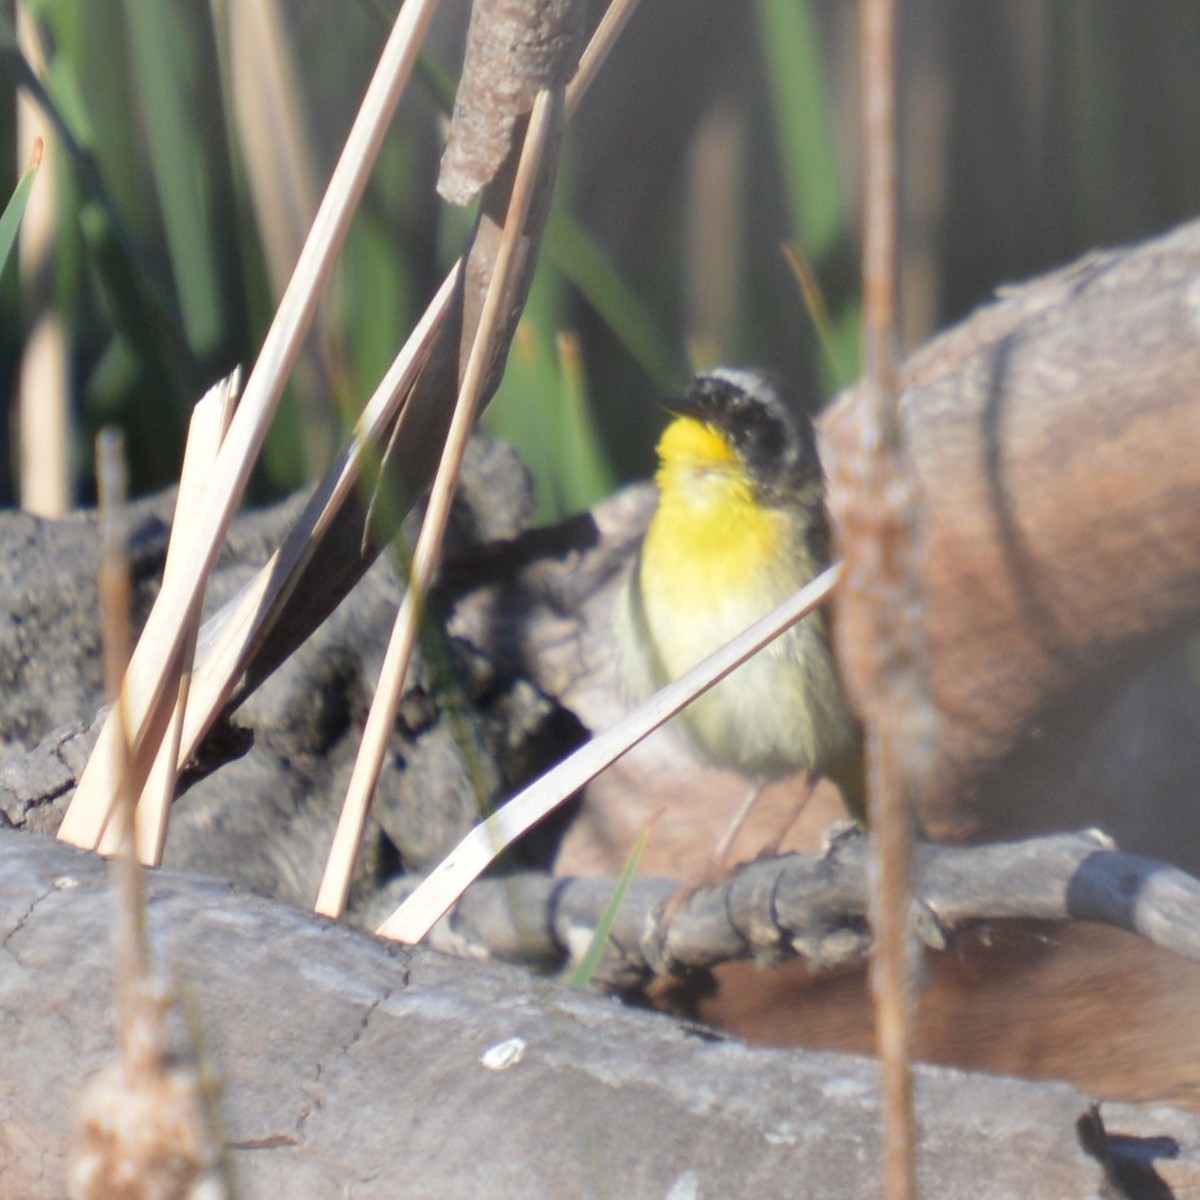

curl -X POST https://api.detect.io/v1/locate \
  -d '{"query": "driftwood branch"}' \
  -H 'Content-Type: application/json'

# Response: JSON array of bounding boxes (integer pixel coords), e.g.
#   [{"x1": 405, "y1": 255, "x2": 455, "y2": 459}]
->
[{"x1": 369, "y1": 829, "x2": 1200, "y2": 991}]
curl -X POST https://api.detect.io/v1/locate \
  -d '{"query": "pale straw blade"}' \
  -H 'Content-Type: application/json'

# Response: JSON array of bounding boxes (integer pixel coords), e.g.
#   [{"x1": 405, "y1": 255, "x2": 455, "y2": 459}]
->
[
  {"x1": 565, "y1": 0, "x2": 644, "y2": 118},
  {"x1": 57, "y1": 0, "x2": 443, "y2": 850},
  {"x1": 123, "y1": 372, "x2": 240, "y2": 864}
]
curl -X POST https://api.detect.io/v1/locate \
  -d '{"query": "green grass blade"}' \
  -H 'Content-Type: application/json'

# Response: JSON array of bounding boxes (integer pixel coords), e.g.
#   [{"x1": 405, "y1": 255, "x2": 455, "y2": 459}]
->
[
  {"x1": 755, "y1": 0, "x2": 845, "y2": 261},
  {"x1": 485, "y1": 269, "x2": 567, "y2": 521},
  {"x1": 545, "y1": 207, "x2": 683, "y2": 392},
  {"x1": 569, "y1": 824, "x2": 651, "y2": 990},
  {"x1": 553, "y1": 331, "x2": 615, "y2": 513},
  {"x1": 0, "y1": 141, "x2": 43, "y2": 279},
  {"x1": 121, "y1": 0, "x2": 228, "y2": 356}
]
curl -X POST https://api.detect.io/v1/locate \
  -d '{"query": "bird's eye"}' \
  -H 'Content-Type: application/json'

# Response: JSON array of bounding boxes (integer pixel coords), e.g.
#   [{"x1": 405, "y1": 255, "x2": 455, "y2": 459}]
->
[{"x1": 739, "y1": 413, "x2": 786, "y2": 472}]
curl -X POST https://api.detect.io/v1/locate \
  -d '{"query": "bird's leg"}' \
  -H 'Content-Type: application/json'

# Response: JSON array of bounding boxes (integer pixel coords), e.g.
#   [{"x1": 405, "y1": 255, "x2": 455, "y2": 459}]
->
[
  {"x1": 659, "y1": 774, "x2": 823, "y2": 936},
  {"x1": 656, "y1": 779, "x2": 771, "y2": 936},
  {"x1": 756, "y1": 772, "x2": 817, "y2": 859},
  {"x1": 708, "y1": 778, "x2": 769, "y2": 869}
]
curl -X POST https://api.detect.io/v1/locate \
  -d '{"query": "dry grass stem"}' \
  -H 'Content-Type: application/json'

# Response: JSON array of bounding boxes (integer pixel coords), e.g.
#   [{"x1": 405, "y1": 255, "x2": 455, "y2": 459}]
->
[
  {"x1": 96, "y1": 431, "x2": 133, "y2": 772},
  {"x1": 782, "y1": 241, "x2": 848, "y2": 385},
  {"x1": 176, "y1": 267, "x2": 457, "y2": 769},
  {"x1": 226, "y1": 0, "x2": 340, "y2": 471},
  {"x1": 315, "y1": 88, "x2": 563, "y2": 918},
  {"x1": 57, "y1": 0, "x2": 443, "y2": 852},
  {"x1": 122, "y1": 374, "x2": 240, "y2": 865},
  {"x1": 377, "y1": 564, "x2": 841, "y2": 944},
  {"x1": 565, "y1": 0, "x2": 644, "y2": 118},
  {"x1": 16, "y1": 10, "x2": 68, "y2": 517},
  {"x1": 226, "y1": 0, "x2": 319, "y2": 302}
]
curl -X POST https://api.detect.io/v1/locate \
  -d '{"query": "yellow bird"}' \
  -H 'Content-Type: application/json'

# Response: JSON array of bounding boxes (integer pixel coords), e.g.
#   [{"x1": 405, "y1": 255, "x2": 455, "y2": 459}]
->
[{"x1": 615, "y1": 367, "x2": 863, "y2": 828}]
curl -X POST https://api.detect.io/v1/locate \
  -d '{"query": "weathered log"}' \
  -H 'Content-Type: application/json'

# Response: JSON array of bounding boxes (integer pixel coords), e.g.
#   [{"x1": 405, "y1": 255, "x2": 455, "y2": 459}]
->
[{"x1": 3, "y1": 831, "x2": 1196, "y2": 1200}]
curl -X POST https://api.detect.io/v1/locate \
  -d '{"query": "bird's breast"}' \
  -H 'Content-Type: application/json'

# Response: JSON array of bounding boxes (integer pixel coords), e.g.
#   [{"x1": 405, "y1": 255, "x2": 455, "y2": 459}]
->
[{"x1": 638, "y1": 478, "x2": 799, "y2": 666}]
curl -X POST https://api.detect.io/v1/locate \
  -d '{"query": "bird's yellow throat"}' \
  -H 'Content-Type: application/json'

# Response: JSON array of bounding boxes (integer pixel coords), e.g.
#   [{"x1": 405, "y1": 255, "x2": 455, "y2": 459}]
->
[{"x1": 642, "y1": 415, "x2": 793, "y2": 608}]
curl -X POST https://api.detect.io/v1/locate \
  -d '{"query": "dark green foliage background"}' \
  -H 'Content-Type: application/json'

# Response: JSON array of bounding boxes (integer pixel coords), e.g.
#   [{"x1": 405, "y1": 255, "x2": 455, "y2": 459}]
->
[{"x1": 0, "y1": 0, "x2": 1197, "y2": 517}]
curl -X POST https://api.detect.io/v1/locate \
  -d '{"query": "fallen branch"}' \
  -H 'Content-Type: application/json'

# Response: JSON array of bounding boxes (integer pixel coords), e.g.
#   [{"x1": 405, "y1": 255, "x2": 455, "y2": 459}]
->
[{"x1": 369, "y1": 829, "x2": 1200, "y2": 991}]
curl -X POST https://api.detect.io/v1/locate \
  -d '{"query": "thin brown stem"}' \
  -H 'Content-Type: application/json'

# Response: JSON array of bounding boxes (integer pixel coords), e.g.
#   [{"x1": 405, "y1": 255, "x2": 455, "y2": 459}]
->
[
  {"x1": 860, "y1": 0, "x2": 918, "y2": 1197},
  {"x1": 565, "y1": 0, "x2": 644, "y2": 118},
  {"x1": 861, "y1": 0, "x2": 901, "y2": 430}
]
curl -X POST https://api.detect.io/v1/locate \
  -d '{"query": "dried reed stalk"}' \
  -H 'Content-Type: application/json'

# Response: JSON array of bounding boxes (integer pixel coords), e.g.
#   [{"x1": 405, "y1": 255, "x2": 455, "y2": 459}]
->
[
  {"x1": 58, "y1": 0, "x2": 444, "y2": 851},
  {"x1": 122, "y1": 374, "x2": 240, "y2": 865},
  {"x1": 16, "y1": 9, "x2": 68, "y2": 517},
  {"x1": 827, "y1": 1, "x2": 935, "y2": 1196},
  {"x1": 316, "y1": 87, "x2": 565, "y2": 917},
  {"x1": 69, "y1": 432, "x2": 229, "y2": 1200}
]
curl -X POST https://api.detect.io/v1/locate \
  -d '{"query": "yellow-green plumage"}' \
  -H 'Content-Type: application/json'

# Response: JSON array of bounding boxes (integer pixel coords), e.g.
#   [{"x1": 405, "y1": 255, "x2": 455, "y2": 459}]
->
[{"x1": 615, "y1": 368, "x2": 861, "y2": 810}]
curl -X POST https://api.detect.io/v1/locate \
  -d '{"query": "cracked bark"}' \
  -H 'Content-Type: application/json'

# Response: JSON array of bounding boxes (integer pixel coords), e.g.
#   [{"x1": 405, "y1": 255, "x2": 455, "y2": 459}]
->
[{"x1": 5, "y1": 832, "x2": 1197, "y2": 1200}]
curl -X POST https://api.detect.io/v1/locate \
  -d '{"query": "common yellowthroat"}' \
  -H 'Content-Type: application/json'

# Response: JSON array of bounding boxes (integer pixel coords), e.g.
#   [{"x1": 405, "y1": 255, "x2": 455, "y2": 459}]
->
[{"x1": 615, "y1": 368, "x2": 863, "y2": 820}]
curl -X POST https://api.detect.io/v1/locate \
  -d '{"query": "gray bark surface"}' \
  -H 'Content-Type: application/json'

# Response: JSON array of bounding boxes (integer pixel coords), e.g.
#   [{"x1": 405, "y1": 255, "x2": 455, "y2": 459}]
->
[{"x1": 4, "y1": 833, "x2": 1196, "y2": 1199}]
